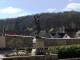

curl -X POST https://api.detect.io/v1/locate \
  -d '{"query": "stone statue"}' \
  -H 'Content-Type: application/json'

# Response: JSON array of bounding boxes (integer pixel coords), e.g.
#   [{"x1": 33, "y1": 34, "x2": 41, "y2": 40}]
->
[{"x1": 34, "y1": 15, "x2": 41, "y2": 37}]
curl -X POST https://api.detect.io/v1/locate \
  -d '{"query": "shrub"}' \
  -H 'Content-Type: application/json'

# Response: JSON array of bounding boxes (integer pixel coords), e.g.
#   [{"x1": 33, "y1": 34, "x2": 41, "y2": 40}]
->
[
  {"x1": 25, "y1": 51, "x2": 29, "y2": 55},
  {"x1": 12, "y1": 52, "x2": 15, "y2": 56},
  {"x1": 48, "y1": 44, "x2": 80, "y2": 58},
  {"x1": 5, "y1": 52, "x2": 9, "y2": 57},
  {"x1": 45, "y1": 49, "x2": 49, "y2": 53}
]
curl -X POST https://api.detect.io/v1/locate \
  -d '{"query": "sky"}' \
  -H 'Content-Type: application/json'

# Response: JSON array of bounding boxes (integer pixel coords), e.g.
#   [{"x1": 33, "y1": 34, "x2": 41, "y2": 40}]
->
[{"x1": 0, "y1": 0, "x2": 80, "y2": 19}]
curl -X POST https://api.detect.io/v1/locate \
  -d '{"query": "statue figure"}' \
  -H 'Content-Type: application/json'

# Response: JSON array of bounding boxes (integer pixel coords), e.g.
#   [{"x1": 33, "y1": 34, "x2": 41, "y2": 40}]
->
[{"x1": 34, "y1": 15, "x2": 41, "y2": 36}]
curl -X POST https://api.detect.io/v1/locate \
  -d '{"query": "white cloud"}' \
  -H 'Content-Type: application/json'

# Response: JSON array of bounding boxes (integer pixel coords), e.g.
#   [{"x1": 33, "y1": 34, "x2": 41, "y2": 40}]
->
[
  {"x1": 19, "y1": 13, "x2": 27, "y2": 17},
  {"x1": 69, "y1": 0, "x2": 72, "y2": 1},
  {"x1": 63, "y1": 3, "x2": 80, "y2": 11},
  {"x1": 47, "y1": 8, "x2": 56, "y2": 11},
  {"x1": 0, "y1": 7, "x2": 22, "y2": 13}
]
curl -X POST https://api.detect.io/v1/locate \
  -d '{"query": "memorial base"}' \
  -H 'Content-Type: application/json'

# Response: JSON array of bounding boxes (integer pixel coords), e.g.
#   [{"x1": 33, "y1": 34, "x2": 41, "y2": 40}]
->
[{"x1": 31, "y1": 37, "x2": 45, "y2": 55}]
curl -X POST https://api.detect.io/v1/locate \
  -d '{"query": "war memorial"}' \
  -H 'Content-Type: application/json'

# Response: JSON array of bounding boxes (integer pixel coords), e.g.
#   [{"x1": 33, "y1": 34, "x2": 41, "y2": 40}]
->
[{"x1": 0, "y1": 15, "x2": 58, "y2": 60}]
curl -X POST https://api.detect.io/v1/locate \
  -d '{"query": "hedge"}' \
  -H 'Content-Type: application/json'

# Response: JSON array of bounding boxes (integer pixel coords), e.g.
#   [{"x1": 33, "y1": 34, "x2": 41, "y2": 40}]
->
[{"x1": 48, "y1": 44, "x2": 80, "y2": 58}]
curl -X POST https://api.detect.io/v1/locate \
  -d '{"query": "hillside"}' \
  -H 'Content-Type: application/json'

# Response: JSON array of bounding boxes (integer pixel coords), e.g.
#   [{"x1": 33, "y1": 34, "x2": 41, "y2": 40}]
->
[{"x1": 0, "y1": 11, "x2": 80, "y2": 32}]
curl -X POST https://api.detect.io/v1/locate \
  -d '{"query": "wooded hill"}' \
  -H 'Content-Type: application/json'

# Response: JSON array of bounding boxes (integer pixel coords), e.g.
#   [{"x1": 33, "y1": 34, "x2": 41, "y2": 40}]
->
[{"x1": 0, "y1": 11, "x2": 80, "y2": 32}]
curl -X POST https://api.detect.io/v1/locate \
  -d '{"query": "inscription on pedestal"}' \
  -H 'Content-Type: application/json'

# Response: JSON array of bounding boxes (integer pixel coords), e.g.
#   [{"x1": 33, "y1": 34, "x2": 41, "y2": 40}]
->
[
  {"x1": 37, "y1": 48, "x2": 45, "y2": 55},
  {"x1": 33, "y1": 43, "x2": 36, "y2": 49}
]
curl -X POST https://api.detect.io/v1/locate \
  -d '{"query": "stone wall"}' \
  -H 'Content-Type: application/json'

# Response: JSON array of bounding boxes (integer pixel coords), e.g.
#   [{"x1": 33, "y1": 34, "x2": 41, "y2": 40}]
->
[
  {"x1": 43, "y1": 38, "x2": 80, "y2": 47},
  {"x1": 5, "y1": 35, "x2": 34, "y2": 49},
  {"x1": 4, "y1": 35, "x2": 80, "y2": 49}
]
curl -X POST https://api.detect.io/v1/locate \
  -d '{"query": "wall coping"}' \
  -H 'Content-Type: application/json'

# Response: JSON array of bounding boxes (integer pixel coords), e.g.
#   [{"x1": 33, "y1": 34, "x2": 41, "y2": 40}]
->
[
  {"x1": 4, "y1": 34, "x2": 80, "y2": 39},
  {"x1": 5, "y1": 35, "x2": 80, "y2": 39}
]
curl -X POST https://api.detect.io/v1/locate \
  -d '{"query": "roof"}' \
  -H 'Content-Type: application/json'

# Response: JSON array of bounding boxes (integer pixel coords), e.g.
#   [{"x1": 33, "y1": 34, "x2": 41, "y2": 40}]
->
[
  {"x1": 5, "y1": 31, "x2": 29, "y2": 35},
  {"x1": 58, "y1": 33, "x2": 65, "y2": 38},
  {"x1": 0, "y1": 30, "x2": 29, "y2": 36},
  {"x1": 50, "y1": 33, "x2": 55, "y2": 36},
  {"x1": 50, "y1": 32, "x2": 65, "y2": 38}
]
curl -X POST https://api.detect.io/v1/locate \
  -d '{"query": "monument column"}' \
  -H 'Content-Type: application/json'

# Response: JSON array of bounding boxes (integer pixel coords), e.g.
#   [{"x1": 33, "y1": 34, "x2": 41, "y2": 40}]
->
[{"x1": 31, "y1": 15, "x2": 45, "y2": 55}]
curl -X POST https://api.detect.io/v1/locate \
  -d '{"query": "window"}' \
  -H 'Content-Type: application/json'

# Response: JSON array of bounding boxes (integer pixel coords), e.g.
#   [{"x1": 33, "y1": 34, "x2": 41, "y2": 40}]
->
[{"x1": 65, "y1": 36, "x2": 67, "y2": 37}]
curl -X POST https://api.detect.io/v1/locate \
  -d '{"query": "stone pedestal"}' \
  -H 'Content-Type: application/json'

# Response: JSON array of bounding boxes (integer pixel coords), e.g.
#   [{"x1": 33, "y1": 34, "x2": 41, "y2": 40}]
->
[{"x1": 31, "y1": 37, "x2": 45, "y2": 55}]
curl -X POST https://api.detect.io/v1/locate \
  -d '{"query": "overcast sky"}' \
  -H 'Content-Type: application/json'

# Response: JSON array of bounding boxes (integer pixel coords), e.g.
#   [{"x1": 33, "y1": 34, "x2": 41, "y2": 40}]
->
[{"x1": 0, "y1": 0, "x2": 80, "y2": 19}]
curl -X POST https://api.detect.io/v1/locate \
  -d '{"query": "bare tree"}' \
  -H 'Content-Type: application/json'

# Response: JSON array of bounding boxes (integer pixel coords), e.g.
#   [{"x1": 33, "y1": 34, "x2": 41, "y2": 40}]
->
[{"x1": 7, "y1": 36, "x2": 23, "y2": 56}]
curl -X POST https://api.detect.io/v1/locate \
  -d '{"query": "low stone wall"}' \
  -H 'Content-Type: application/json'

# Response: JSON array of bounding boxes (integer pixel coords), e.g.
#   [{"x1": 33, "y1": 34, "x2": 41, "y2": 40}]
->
[
  {"x1": 2, "y1": 54, "x2": 58, "y2": 60},
  {"x1": 5, "y1": 35, "x2": 34, "y2": 49},
  {"x1": 4, "y1": 35, "x2": 80, "y2": 49},
  {"x1": 43, "y1": 38, "x2": 80, "y2": 47}
]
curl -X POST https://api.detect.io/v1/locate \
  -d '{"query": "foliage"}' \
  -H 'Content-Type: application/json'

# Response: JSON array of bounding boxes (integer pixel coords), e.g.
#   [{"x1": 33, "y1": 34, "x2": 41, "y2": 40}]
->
[
  {"x1": 26, "y1": 28, "x2": 33, "y2": 32},
  {"x1": 26, "y1": 28, "x2": 33, "y2": 35},
  {"x1": 45, "y1": 49, "x2": 49, "y2": 53},
  {"x1": 29, "y1": 28, "x2": 33, "y2": 32},
  {"x1": 26, "y1": 28, "x2": 29, "y2": 31},
  {"x1": 49, "y1": 28, "x2": 54, "y2": 32},
  {"x1": 48, "y1": 44, "x2": 80, "y2": 58},
  {"x1": 7, "y1": 37, "x2": 23, "y2": 56},
  {"x1": 12, "y1": 52, "x2": 15, "y2": 56},
  {"x1": 25, "y1": 51, "x2": 29, "y2": 55},
  {"x1": 5, "y1": 52, "x2": 9, "y2": 57},
  {"x1": 0, "y1": 11, "x2": 80, "y2": 31}
]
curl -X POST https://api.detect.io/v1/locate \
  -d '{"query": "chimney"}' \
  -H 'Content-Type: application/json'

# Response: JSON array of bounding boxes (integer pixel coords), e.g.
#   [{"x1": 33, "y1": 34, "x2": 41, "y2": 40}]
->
[
  {"x1": 63, "y1": 26, "x2": 65, "y2": 33},
  {"x1": 3, "y1": 29, "x2": 5, "y2": 36}
]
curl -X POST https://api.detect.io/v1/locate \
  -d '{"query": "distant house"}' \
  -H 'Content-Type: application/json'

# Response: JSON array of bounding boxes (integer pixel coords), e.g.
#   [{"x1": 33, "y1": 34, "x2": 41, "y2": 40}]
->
[
  {"x1": 75, "y1": 30, "x2": 80, "y2": 38},
  {"x1": 50, "y1": 32, "x2": 64, "y2": 38},
  {"x1": 50, "y1": 33, "x2": 54, "y2": 38},
  {"x1": 54, "y1": 33, "x2": 62, "y2": 38},
  {"x1": 50, "y1": 28, "x2": 80, "y2": 38},
  {"x1": 65, "y1": 28, "x2": 80, "y2": 38},
  {"x1": 63, "y1": 34, "x2": 70, "y2": 38},
  {"x1": 50, "y1": 32, "x2": 70, "y2": 38}
]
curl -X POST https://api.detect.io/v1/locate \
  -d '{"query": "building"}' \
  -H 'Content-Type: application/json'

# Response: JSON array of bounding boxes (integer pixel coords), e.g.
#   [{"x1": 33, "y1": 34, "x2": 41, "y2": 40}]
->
[
  {"x1": 65, "y1": 28, "x2": 80, "y2": 38},
  {"x1": 50, "y1": 32, "x2": 70, "y2": 38}
]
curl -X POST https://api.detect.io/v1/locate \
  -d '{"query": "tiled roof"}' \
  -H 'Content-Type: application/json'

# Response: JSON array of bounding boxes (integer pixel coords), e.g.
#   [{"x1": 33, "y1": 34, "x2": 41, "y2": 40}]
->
[
  {"x1": 50, "y1": 32, "x2": 65, "y2": 38},
  {"x1": 5, "y1": 31, "x2": 29, "y2": 35},
  {"x1": 0, "y1": 30, "x2": 29, "y2": 36}
]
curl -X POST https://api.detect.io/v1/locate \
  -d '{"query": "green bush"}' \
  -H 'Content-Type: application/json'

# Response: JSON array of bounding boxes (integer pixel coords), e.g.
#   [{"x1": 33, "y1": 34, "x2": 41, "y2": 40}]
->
[{"x1": 48, "y1": 44, "x2": 80, "y2": 58}]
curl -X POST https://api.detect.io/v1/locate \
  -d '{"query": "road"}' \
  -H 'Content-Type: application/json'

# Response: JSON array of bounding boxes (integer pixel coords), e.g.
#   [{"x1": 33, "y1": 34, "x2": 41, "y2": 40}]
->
[
  {"x1": 0, "y1": 55, "x2": 4, "y2": 60},
  {"x1": 0, "y1": 50, "x2": 15, "y2": 60}
]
